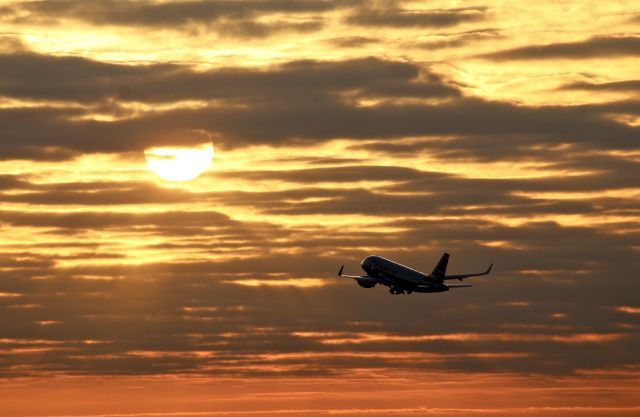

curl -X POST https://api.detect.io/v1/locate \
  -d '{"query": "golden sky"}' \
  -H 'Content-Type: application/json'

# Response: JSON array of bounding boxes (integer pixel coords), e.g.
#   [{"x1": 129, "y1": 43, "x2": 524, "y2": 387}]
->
[{"x1": 1, "y1": 1, "x2": 639, "y2": 416}]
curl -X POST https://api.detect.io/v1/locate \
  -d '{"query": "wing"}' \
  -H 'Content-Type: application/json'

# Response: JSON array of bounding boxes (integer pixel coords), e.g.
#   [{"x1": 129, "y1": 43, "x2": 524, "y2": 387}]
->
[
  {"x1": 443, "y1": 263, "x2": 493, "y2": 281},
  {"x1": 337, "y1": 265, "x2": 375, "y2": 280}
]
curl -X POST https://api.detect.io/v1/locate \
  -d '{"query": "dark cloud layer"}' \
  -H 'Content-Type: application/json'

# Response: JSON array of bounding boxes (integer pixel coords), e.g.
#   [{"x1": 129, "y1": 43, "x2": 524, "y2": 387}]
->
[
  {"x1": 346, "y1": 6, "x2": 487, "y2": 28},
  {"x1": 327, "y1": 36, "x2": 379, "y2": 48},
  {"x1": 0, "y1": 53, "x2": 455, "y2": 103},
  {"x1": 1, "y1": 1, "x2": 488, "y2": 38},
  {"x1": 482, "y1": 36, "x2": 640, "y2": 60},
  {"x1": 11, "y1": 0, "x2": 351, "y2": 25},
  {"x1": 1, "y1": 52, "x2": 639, "y2": 159},
  {"x1": 0, "y1": 0, "x2": 365, "y2": 38},
  {"x1": 561, "y1": 79, "x2": 640, "y2": 92}
]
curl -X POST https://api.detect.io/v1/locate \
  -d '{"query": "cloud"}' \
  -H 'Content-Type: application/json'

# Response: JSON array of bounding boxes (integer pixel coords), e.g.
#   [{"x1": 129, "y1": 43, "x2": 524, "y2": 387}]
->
[
  {"x1": 0, "y1": 53, "x2": 455, "y2": 104},
  {"x1": 327, "y1": 36, "x2": 379, "y2": 48},
  {"x1": 2, "y1": 52, "x2": 640, "y2": 161},
  {"x1": 560, "y1": 79, "x2": 640, "y2": 92},
  {"x1": 2, "y1": 254, "x2": 638, "y2": 378},
  {"x1": 291, "y1": 330, "x2": 628, "y2": 345},
  {"x1": 0, "y1": 35, "x2": 27, "y2": 52},
  {"x1": 613, "y1": 306, "x2": 640, "y2": 314},
  {"x1": 0, "y1": 174, "x2": 30, "y2": 189},
  {"x1": 418, "y1": 29, "x2": 502, "y2": 49},
  {"x1": 3, "y1": 372, "x2": 640, "y2": 416},
  {"x1": 6, "y1": 93, "x2": 639, "y2": 161},
  {"x1": 14, "y1": 0, "x2": 349, "y2": 24},
  {"x1": 481, "y1": 36, "x2": 640, "y2": 60},
  {"x1": 0, "y1": 0, "x2": 360, "y2": 38},
  {"x1": 2, "y1": 203, "x2": 639, "y2": 379},
  {"x1": 217, "y1": 165, "x2": 440, "y2": 183},
  {"x1": 0, "y1": 51, "x2": 177, "y2": 103},
  {"x1": 218, "y1": 156, "x2": 640, "y2": 193},
  {"x1": 1, "y1": 1, "x2": 490, "y2": 43},
  {"x1": 0, "y1": 208, "x2": 236, "y2": 229},
  {"x1": 242, "y1": 187, "x2": 611, "y2": 218},
  {"x1": 346, "y1": 6, "x2": 487, "y2": 28}
]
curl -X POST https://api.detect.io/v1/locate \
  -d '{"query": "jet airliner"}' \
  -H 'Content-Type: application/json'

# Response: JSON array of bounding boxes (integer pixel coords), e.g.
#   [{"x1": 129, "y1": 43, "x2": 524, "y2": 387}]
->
[{"x1": 338, "y1": 253, "x2": 492, "y2": 294}]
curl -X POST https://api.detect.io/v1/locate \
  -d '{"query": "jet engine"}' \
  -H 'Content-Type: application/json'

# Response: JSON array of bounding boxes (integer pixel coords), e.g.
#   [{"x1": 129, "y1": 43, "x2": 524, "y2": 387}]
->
[{"x1": 356, "y1": 278, "x2": 376, "y2": 288}]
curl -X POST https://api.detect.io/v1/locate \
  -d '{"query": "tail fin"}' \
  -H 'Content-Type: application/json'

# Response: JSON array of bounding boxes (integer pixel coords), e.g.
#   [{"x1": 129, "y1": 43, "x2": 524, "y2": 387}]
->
[{"x1": 431, "y1": 253, "x2": 449, "y2": 278}]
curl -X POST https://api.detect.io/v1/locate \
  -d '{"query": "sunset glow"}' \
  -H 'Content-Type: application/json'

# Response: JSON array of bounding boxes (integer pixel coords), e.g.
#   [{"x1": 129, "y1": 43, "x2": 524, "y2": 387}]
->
[
  {"x1": 0, "y1": 0, "x2": 639, "y2": 416},
  {"x1": 145, "y1": 143, "x2": 215, "y2": 181}
]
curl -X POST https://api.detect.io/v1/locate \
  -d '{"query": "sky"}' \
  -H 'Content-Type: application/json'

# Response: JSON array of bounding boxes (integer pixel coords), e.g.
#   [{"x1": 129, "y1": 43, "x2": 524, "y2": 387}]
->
[{"x1": 1, "y1": 0, "x2": 639, "y2": 416}]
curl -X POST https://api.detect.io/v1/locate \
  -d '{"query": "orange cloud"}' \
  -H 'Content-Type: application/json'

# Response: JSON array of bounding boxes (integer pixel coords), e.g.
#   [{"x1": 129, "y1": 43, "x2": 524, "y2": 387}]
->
[
  {"x1": 614, "y1": 306, "x2": 640, "y2": 314},
  {"x1": 1, "y1": 369, "x2": 639, "y2": 417},
  {"x1": 291, "y1": 331, "x2": 627, "y2": 344},
  {"x1": 223, "y1": 278, "x2": 332, "y2": 288}
]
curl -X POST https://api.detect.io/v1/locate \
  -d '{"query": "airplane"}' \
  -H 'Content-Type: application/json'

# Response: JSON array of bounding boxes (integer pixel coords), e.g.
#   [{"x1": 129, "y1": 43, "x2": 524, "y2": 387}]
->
[{"x1": 338, "y1": 253, "x2": 492, "y2": 295}]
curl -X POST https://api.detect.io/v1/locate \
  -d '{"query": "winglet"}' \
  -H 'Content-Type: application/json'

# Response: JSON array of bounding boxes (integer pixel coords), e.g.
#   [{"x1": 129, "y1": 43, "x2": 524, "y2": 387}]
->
[
  {"x1": 338, "y1": 265, "x2": 344, "y2": 276},
  {"x1": 485, "y1": 263, "x2": 493, "y2": 275}
]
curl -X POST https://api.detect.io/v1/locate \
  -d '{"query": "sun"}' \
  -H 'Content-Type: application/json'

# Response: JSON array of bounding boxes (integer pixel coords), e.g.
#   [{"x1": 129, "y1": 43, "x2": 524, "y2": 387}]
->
[{"x1": 145, "y1": 142, "x2": 214, "y2": 181}]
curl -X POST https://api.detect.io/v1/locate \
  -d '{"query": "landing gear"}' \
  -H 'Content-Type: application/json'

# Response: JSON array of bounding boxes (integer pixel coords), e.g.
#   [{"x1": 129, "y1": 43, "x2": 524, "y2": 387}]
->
[{"x1": 389, "y1": 287, "x2": 408, "y2": 295}]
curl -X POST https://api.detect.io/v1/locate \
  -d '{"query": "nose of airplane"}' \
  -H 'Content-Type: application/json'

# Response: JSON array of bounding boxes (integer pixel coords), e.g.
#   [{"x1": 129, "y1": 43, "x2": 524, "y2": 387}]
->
[{"x1": 361, "y1": 255, "x2": 378, "y2": 269}]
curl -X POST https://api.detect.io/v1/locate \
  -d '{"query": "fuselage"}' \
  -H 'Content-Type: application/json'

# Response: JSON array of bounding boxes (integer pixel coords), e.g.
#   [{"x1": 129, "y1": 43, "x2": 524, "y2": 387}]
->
[{"x1": 360, "y1": 255, "x2": 448, "y2": 293}]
